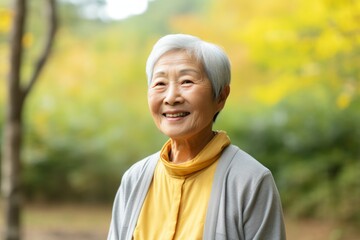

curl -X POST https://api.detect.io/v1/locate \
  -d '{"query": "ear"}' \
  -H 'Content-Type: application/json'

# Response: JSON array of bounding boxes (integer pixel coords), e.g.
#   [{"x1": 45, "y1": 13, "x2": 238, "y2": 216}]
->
[
  {"x1": 218, "y1": 85, "x2": 230, "y2": 103},
  {"x1": 217, "y1": 85, "x2": 230, "y2": 109}
]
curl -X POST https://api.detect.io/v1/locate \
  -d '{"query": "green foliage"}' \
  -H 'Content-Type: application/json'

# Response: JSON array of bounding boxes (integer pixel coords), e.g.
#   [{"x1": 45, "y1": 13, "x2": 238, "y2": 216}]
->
[{"x1": 23, "y1": 140, "x2": 125, "y2": 202}]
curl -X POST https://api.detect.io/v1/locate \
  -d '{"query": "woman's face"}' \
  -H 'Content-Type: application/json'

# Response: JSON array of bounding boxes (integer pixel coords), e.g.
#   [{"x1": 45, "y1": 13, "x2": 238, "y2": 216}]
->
[{"x1": 148, "y1": 50, "x2": 227, "y2": 141}]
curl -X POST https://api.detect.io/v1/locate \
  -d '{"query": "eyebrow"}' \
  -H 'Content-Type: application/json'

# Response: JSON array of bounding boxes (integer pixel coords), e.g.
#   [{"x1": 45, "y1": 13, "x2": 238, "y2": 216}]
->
[
  {"x1": 153, "y1": 68, "x2": 201, "y2": 78},
  {"x1": 179, "y1": 69, "x2": 201, "y2": 76},
  {"x1": 153, "y1": 71, "x2": 166, "y2": 78}
]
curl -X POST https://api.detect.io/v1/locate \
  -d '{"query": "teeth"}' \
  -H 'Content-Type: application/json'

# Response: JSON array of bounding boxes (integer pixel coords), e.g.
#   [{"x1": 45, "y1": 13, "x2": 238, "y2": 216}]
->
[{"x1": 165, "y1": 112, "x2": 188, "y2": 118}]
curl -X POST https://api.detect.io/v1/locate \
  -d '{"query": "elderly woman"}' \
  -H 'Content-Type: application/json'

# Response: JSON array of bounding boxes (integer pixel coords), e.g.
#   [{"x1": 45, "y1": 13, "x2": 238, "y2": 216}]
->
[{"x1": 108, "y1": 34, "x2": 286, "y2": 240}]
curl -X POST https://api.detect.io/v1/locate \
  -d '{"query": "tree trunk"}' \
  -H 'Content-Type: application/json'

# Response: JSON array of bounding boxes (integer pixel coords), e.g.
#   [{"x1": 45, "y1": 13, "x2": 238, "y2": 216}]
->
[
  {"x1": 1, "y1": 0, "x2": 26, "y2": 239},
  {"x1": 2, "y1": 119, "x2": 23, "y2": 240},
  {"x1": 1, "y1": 0, "x2": 57, "y2": 239}
]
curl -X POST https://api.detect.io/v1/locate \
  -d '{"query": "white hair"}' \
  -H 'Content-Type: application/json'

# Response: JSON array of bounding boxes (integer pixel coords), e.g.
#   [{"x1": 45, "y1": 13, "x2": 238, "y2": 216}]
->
[{"x1": 146, "y1": 34, "x2": 231, "y2": 99}]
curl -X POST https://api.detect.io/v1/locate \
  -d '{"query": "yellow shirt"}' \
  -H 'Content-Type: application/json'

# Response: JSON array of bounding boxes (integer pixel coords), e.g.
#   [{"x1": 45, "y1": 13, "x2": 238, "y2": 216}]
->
[{"x1": 133, "y1": 131, "x2": 230, "y2": 240}]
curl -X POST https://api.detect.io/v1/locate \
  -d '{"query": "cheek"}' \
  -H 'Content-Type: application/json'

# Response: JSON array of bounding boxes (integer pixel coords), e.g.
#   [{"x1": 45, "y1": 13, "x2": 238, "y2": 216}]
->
[
  {"x1": 201, "y1": 102, "x2": 219, "y2": 123},
  {"x1": 148, "y1": 94, "x2": 161, "y2": 117},
  {"x1": 191, "y1": 102, "x2": 215, "y2": 123},
  {"x1": 148, "y1": 100, "x2": 156, "y2": 115},
  {"x1": 147, "y1": 92, "x2": 155, "y2": 107}
]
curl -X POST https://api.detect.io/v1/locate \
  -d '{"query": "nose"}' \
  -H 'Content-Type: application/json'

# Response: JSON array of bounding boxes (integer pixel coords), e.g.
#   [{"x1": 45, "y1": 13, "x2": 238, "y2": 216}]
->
[{"x1": 164, "y1": 83, "x2": 183, "y2": 105}]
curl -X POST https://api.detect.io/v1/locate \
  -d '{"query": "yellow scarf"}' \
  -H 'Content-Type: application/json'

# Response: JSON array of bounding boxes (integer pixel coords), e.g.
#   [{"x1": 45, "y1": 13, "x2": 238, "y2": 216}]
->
[{"x1": 160, "y1": 131, "x2": 230, "y2": 176}]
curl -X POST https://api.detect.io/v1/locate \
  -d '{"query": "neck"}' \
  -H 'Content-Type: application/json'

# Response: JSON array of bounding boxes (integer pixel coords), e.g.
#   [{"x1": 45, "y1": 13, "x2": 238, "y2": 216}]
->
[{"x1": 169, "y1": 130, "x2": 216, "y2": 164}]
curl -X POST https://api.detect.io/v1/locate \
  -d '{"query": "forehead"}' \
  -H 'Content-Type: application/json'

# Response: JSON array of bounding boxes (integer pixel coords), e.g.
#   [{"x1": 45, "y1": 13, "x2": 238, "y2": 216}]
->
[{"x1": 153, "y1": 50, "x2": 203, "y2": 72}]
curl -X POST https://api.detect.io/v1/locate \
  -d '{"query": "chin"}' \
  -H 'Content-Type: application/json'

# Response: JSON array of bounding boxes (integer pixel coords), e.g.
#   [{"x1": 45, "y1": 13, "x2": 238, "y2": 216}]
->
[{"x1": 160, "y1": 129, "x2": 193, "y2": 139}]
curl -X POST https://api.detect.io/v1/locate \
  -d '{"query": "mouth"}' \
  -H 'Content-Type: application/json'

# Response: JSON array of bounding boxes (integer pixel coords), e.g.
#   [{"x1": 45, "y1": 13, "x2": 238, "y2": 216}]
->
[{"x1": 163, "y1": 112, "x2": 190, "y2": 118}]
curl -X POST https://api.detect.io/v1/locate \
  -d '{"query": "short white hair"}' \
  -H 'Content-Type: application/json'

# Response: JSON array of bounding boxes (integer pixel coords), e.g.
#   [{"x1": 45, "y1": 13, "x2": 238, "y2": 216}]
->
[{"x1": 146, "y1": 34, "x2": 231, "y2": 99}]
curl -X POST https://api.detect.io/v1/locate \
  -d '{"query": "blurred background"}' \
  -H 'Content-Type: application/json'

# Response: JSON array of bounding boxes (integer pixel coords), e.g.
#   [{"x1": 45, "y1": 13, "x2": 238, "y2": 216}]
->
[{"x1": 0, "y1": 0, "x2": 359, "y2": 239}]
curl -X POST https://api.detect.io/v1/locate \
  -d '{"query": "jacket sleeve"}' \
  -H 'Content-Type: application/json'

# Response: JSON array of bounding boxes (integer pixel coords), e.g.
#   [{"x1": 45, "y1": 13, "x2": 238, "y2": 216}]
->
[
  {"x1": 242, "y1": 171, "x2": 286, "y2": 240},
  {"x1": 107, "y1": 170, "x2": 129, "y2": 240}
]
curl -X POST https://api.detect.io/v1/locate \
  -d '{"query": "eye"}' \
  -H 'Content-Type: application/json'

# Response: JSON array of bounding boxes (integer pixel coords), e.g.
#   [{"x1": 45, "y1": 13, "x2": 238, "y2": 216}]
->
[
  {"x1": 181, "y1": 79, "x2": 194, "y2": 85},
  {"x1": 155, "y1": 81, "x2": 165, "y2": 86},
  {"x1": 151, "y1": 80, "x2": 166, "y2": 88}
]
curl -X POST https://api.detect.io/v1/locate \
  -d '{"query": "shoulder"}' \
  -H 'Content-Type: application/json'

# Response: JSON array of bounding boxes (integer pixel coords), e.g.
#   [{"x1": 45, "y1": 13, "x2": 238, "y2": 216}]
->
[
  {"x1": 224, "y1": 145, "x2": 270, "y2": 175},
  {"x1": 218, "y1": 145, "x2": 281, "y2": 206},
  {"x1": 220, "y1": 145, "x2": 273, "y2": 189}
]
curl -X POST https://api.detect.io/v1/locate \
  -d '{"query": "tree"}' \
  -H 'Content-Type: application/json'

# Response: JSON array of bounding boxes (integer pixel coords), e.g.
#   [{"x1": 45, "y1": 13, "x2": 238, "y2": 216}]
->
[{"x1": 1, "y1": 0, "x2": 58, "y2": 239}]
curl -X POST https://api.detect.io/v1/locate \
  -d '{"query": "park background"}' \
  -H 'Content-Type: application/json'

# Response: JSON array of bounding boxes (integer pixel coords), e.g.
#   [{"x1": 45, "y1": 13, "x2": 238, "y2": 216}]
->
[{"x1": 0, "y1": 0, "x2": 359, "y2": 239}]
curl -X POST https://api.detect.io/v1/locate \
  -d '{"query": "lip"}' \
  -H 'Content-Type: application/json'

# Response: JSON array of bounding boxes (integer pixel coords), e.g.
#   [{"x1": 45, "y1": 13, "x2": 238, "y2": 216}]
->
[{"x1": 162, "y1": 111, "x2": 190, "y2": 118}]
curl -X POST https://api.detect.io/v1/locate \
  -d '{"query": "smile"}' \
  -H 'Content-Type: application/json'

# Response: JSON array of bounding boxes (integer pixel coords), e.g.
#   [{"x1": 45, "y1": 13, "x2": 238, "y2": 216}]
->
[{"x1": 163, "y1": 112, "x2": 190, "y2": 118}]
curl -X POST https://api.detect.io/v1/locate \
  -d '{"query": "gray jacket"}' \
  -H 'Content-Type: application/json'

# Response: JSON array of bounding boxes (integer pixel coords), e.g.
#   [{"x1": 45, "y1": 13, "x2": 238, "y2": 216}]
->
[{"x1": 108, "y1": 145, "x2": 286, "y2": 240}]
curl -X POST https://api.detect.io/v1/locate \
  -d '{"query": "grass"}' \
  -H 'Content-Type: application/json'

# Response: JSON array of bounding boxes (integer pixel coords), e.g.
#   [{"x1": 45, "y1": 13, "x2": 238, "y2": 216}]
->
[{"x1": 0, "y1": 202, "x2": 359, "y2": 240}]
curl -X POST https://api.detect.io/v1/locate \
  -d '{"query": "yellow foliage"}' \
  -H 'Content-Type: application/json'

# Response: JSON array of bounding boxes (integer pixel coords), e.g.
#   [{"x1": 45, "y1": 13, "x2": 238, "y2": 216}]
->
[
  {"x1": 295, "y1": 0, "x2": 328, "y2": 26},
  {"x1": 169, "y1": 15, "x2": 225, "y2": 43},
  {"x1": 251, "y1": 76, "x2": 294, "y2": 106},
  {"x1": 22, "y1": 32, "x2": 34, "y2": 49},
  {"x1": 331, "y1": 2, "x2": 360, "y2": 33},
  {"x1": 251, "y1": 75, "x2": 318, "y2": 106},
  {"x1": 336, "y1": 92, "x2": 351, "y2": 109},
  {"x1": 33, "y1": 111, "x2": 50, "y2": 136},
  {"x1": 315, "y1": 29, "x2": 349, "y2": 59},
  {"x1": 0, "y1": 8, "x2": 12, "y2": 33},
  {"x1": 336, "y1": 82, "x2": 358, "y2": 109}
]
